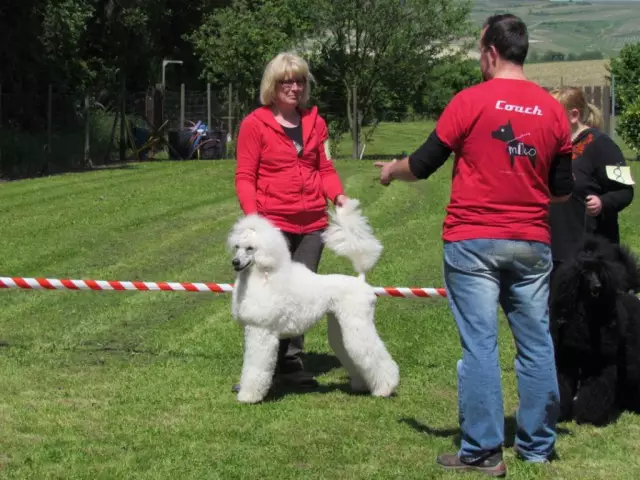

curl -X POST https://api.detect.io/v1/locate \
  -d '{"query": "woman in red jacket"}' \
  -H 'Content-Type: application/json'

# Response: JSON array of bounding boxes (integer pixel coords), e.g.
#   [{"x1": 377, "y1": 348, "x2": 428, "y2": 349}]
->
[{"x1": 234, "y1": 51, "x2": 348, "y2": 390}]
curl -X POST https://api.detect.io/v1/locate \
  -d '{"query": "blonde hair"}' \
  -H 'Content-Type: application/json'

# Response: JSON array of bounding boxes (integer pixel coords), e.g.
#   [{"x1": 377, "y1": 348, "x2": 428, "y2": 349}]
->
[
  {"x1": 550, "y1": 86, "x2": 603, "y2": 130},
  {"x1": 259, "y1": 52, "x2": 314, "y2": 106}
]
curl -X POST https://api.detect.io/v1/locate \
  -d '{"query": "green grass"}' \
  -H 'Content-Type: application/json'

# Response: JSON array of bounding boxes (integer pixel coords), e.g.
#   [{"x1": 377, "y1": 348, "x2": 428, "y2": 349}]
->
[{"x1": 1, "y1": 121, "x2": 640, "y2": 479}]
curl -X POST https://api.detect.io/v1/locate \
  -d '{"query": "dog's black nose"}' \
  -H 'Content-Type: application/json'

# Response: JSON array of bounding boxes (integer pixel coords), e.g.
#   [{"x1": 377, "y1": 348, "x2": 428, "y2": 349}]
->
[{"x1": 232, "y1": 258, "x2": 241, "y2": 267}]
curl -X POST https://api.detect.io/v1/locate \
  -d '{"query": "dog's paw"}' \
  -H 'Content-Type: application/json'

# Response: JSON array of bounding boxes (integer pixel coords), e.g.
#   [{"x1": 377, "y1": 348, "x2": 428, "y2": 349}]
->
[
  {"x1": 236, "y1": 389, "x2": 265, "y2": 404},
  {"x1": 370, "y1": 387, "x2": 397, "y2": 398}
]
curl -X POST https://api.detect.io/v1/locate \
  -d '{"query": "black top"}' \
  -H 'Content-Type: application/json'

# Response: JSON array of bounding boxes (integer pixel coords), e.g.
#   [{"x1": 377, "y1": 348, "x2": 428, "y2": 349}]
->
[
  {"x1": 282, "y1": 123, "x2": 303, "y2": 156},
  {"x1": 549, "y1": 127, "x2": 634, "y2": 262},
  {"x1": 407, "y1": 130, "x2": 574, "y2": 195}
]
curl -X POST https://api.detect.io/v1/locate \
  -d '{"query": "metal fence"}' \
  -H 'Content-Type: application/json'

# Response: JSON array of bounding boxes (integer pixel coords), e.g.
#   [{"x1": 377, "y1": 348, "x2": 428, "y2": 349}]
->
[
  {"x1": 0, "y1": 83, "x2": 233, "y2": 178},
  {"x1": 0, "y1": 81, "x2": 619, "y2": 179}
]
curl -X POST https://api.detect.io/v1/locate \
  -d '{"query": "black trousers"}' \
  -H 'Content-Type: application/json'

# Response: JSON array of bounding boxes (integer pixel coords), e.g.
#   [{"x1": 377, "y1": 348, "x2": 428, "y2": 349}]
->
[{"x1": 277, "y1": 229, "x2": 325, "y2": 374}]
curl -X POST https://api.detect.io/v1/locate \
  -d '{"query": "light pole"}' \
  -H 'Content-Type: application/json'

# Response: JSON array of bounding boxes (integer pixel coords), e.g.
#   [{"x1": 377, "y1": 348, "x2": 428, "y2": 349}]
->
[{"x1": 162, "y1": 60, "x2": 183, "y2": 89}]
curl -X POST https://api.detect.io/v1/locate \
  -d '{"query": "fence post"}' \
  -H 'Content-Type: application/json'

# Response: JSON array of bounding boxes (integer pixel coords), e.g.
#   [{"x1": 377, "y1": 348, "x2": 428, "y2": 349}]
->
[
  {"x1": 180, "y1": 83, "x2": 185, "y2": 130},
  {"x1": 611, "y1": 73, "x2": 616, "y2": 142},
  {"x1": 207, "y1": 83, "x2": 211, "y2": 130},
  {"x1": 119, "y1": 77, "x2": 126, "y2": 162},
  {"x1": 352, "y1": 82, "x2": 360, "y2": 160},
  {"x1": 603, "y1": 84, "x2": 611, "y2": 136},
  {"x1": 228, "y1": 82, "x2": 233, "y2": 140},
  {"x1": 84, "y1": 93, "x2": 92, "y2": 167},
  {"x1": 47, "y1": 84, "x2": 53, "y2": 155}
]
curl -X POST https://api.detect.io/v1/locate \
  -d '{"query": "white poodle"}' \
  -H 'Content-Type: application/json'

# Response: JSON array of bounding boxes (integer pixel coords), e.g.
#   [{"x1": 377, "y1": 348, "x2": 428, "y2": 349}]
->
[{"x1": 227, "y1": 199, "x2": 400, "y2": 404}]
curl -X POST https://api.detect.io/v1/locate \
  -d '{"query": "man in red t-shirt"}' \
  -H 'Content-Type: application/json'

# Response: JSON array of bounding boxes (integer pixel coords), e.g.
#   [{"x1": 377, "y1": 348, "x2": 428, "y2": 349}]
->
[{"x1": 376, "y1": 14, "x2": 573, "y2": 476}]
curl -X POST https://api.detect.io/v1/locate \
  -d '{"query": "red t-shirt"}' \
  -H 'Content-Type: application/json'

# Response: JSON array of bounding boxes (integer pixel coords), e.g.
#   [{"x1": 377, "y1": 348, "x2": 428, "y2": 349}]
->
[{"x1": 435, "y1": 78, "x2": 573, "y2": 245}]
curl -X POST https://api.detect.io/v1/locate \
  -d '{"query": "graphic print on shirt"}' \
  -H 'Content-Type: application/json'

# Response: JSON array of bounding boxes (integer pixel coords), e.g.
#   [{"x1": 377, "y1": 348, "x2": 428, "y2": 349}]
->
[
  {"x1": 491, "y1": 120, "x2": 537, "y2": 168},
  {"x1": 572, "y1": 132, "x2": 594, "y2": 161}
]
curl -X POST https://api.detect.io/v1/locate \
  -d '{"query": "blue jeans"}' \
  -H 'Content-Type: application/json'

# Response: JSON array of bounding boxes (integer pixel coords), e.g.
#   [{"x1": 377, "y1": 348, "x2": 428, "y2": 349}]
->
[{"x1": 443, "y1": 239, "x2": 560, "y2": 463}]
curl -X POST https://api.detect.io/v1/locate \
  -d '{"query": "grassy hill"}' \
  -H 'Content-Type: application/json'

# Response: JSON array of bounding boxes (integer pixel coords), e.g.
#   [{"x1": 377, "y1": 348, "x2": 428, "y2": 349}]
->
[
  {"x1": 1, "y1": 121, "x2": 639, "y2": 478},
  {"x1": 471, "y1": 0, "x2": 640, "y2": 56}
]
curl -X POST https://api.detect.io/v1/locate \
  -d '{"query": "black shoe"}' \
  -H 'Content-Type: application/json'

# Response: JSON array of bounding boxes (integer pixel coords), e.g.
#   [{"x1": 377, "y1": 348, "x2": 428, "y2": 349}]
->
[
  {"x1": 437, "y1": 450, "x2": 506, "y2": 477},
  {"x1": 276, "y1": 370, "x2": 318, "y2": 388}
]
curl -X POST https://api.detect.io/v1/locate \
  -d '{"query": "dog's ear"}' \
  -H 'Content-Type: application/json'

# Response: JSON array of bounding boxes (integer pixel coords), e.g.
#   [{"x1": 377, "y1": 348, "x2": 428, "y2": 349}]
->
[{"x1": 253, "y1": 247, "x2": 278, "y2": 272}]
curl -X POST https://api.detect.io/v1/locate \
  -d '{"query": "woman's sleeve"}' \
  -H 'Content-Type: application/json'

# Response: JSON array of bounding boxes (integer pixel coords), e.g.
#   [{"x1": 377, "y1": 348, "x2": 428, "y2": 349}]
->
[
  {"x1": 590, "y1": 135, "x2": 634, "y2": 214},
  {"x1": 316, "y1": 117, "x2": 344, "y2": 203},
  {"x1": 235, "y1": 118, "x2": 261, "y2": 214}
]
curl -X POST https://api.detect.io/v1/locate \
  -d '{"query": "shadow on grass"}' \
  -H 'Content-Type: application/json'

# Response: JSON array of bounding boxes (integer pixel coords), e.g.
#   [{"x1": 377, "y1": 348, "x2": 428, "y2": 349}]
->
[
  {"x1": 0, "y1": 162, "x2": 140, "y2": 182},
  {"x1": 399, "y1": 416, "x2": 572, "y2": 449},
  {"x1": 335, "y1": 154, "x2": 405, "y2": 161},
  {"x1": 265, "y1": 351, "x2": 360, "y2": 401},
  {"x1": 303, "y1": 351, "x2": 343, "y2": 376},
  {"x1": 40, "y1": 162, "x2": 140, "y2": 178},
  {"x1": 262, "y1": 351, "x2": 402, "y2": 402}
]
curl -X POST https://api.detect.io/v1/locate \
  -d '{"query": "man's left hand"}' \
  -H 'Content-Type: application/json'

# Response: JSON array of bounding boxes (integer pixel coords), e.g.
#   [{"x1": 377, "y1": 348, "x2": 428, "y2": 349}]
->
[
  {"x1": 374, "y1": 159, "x2": 397, "y2": 186},
  {"x1": 586, "y1": 195, "x2": 602, "y2": 216}
]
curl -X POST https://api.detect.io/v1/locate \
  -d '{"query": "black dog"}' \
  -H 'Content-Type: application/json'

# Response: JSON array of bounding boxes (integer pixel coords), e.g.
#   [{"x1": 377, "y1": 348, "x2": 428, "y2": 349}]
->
[
  {"x1": 550, "y1": 235, "x2": 640, "y2": 426},
  {"x1": 491, "y1": 120, "x2": 537, "y2": 168}
]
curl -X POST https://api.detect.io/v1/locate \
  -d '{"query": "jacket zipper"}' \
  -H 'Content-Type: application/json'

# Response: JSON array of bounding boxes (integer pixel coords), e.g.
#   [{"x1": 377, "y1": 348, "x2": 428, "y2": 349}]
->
[{"x1": 278, "y1": 123, "x2": 309, "y2": 235}]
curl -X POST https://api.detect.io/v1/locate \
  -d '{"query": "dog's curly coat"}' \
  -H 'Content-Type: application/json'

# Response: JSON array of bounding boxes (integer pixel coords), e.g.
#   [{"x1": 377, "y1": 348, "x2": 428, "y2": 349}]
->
[
  {"x1": 550, "y1": 234, "x2": 640, "y2": 425},
  {"x1": 227, "y1": 199, "x2": 399, "y2": 404}
]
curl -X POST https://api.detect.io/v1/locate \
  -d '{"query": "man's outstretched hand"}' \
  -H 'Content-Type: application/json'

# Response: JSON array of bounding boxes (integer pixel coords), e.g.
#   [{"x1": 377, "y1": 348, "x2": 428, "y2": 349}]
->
[{"x1": 375, "y1": 159, "x2": 398, "y2": 186}]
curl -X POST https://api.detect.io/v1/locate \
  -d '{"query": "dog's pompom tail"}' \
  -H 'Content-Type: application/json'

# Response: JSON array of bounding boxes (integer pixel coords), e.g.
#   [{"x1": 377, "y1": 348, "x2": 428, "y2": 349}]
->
[
  {"x1": 617, "y1": 243, "x2": 640, "y2": 293},
  {"x1": 322, "y1": 198, "x2": 383, "y2": 277}
]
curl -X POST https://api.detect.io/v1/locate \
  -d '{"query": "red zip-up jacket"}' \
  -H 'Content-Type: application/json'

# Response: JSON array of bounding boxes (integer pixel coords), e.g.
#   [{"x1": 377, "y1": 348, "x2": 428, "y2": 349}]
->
[{"x1": 235, "y1": 105, "x2": 344, "y2": 234}]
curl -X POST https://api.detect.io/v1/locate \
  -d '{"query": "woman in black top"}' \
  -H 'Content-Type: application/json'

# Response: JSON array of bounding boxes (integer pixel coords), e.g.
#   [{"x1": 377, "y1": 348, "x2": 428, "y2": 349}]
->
[{"x1": 548, "y1": 87, "x2": 635, "y2": 274}]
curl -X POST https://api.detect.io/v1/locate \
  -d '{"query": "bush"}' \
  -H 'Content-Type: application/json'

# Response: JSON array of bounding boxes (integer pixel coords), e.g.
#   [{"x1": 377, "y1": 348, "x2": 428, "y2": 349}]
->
[
  {"x1": 420, "y1": 58, "x2": 482, "y2": 118},
  {"x1": 617, "y1": 97, "x2": 640, "y2": 156},
  {"x1": 608, "y1": 42, "x2": 640, "y2": 115}
]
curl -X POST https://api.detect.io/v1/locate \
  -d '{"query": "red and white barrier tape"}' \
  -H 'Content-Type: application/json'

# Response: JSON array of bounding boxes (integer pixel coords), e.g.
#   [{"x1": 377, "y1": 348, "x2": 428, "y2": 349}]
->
[{"x1": 0, "y1": 276, "x2": 447, "y2": 299}]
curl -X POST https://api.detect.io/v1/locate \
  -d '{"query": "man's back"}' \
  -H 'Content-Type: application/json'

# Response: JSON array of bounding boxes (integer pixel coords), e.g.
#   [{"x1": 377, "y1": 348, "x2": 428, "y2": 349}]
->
[{"x1": 435, "y1": 78, "x2": 572, "y2": 244}]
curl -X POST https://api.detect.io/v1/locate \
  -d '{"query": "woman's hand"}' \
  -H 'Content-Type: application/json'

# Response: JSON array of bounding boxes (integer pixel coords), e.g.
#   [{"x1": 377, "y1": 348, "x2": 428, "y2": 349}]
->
[
  {"x1": 334, "y1": 194, "x2": 348, "y2": 207},
  {"x1": 586, "y1": 195, "x2": 603, "y2": 216}
]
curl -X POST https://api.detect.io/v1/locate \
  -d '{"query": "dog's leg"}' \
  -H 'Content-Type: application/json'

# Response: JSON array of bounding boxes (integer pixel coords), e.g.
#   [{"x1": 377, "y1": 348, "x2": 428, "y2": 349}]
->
[
  {"x1": 557, "y1": 369, "x2": 578, "y2": 422},
  {"x1": 237, "y1": 325, "x2": 279, "y2": 404},
  {"x1": 327, "y1": 313, "x2": 368, "y2": 393},
  {"x1": 556, "y1": 351, "x2": 580, "y2": 421},
  {"x1": 333, "y1": 310, "x2": 399, "y2": 398},
  {"x1": 573, "y1": 365, "x2": 619, "y2": 426}
]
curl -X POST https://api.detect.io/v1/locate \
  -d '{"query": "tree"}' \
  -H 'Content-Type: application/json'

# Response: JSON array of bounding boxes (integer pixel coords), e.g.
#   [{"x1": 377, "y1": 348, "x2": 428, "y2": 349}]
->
[
  {"x1": 418, "y1": 57, "x2": 482, "y2": 119},
  {"x1": 608, "y1": 42, "x2": 640, "y2": 115},
  {"x1": 608, "y1": 42, "x2": 640, "y2": 154},
  {"x1": 189, "y1": 0, "x2": 316, "y2": 125},
  {"x1": 307, "y1": 0, "x2": 474, "y2": 158},
  {"x1": 616, "y1": 97, "x2": 640, "y2": 156}
]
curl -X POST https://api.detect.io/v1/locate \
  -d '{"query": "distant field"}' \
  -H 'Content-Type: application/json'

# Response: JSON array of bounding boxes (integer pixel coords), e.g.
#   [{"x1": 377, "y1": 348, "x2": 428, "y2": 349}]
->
[
  {"x1": 524, "y1": 59, "x2": 610, "y2": 87},
  {"x1": 471, "y1": 0, "x2": 640, "y2": 56}
]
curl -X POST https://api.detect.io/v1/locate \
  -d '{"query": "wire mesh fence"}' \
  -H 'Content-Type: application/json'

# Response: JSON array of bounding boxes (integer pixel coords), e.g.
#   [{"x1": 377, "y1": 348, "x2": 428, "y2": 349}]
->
[
  {"x1": 0, "y1": 80, "x2": 615, "y2": 179},
  {"x1": 0, "y1": 83, "x2": 232, "y2": 179}
]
